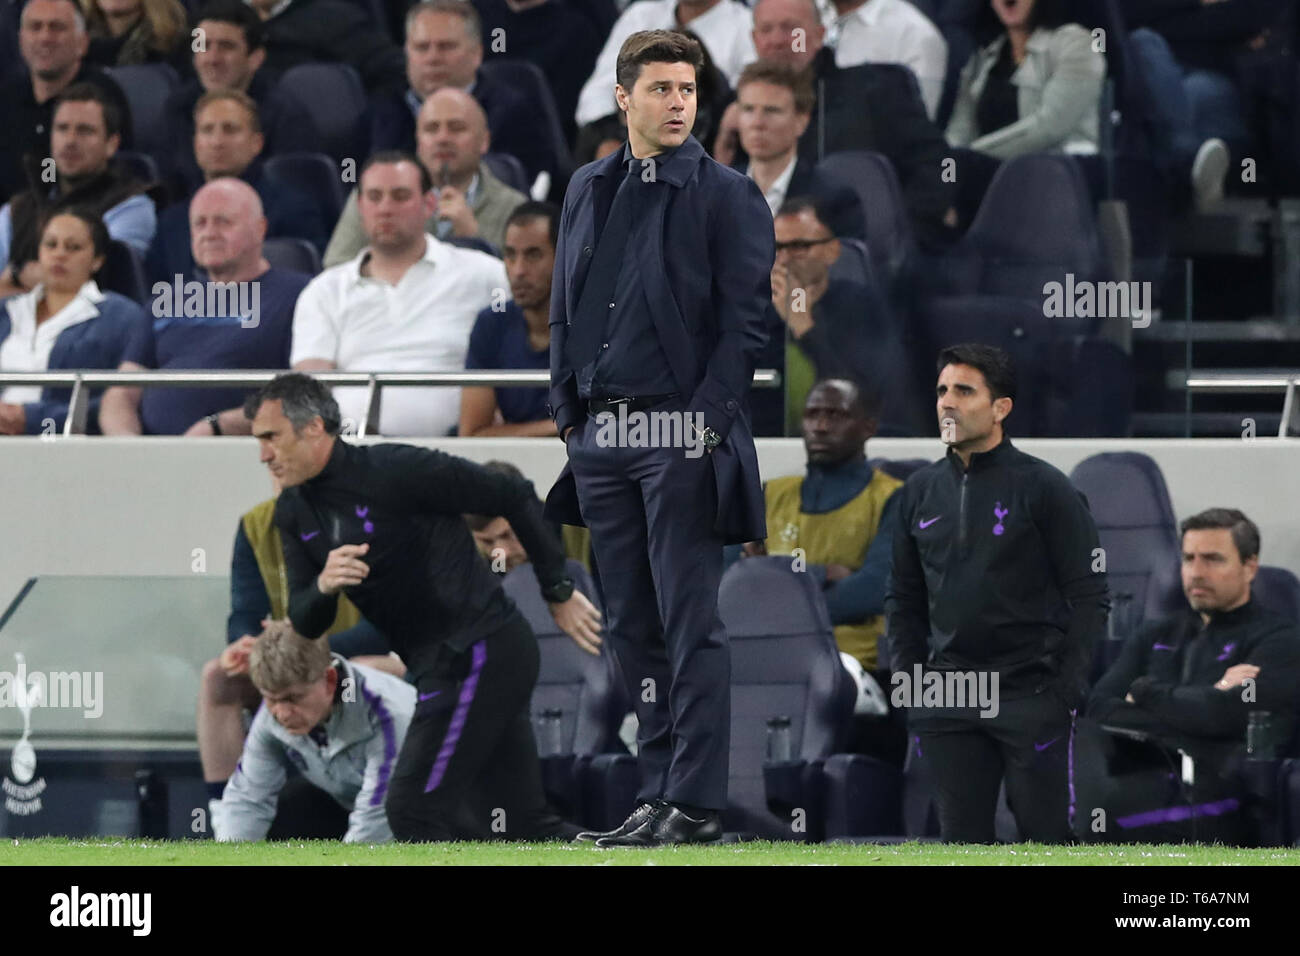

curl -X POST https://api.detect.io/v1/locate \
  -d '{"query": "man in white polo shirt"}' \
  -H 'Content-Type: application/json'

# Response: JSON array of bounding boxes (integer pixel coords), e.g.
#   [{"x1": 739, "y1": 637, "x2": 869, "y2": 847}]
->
[{"x1": 291, "y1": 150, "x2": 508, "y2": 436}]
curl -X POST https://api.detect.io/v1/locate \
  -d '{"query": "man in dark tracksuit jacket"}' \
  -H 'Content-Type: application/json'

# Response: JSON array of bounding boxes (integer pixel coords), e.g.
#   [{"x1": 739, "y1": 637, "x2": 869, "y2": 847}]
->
[
  {"x1": 1077, "y1": 508, "x2": 1300, "y2": 845},
  {"x1": 886, "y1": 344, "x2": 1109, "y2": 843},
  {"x1": 245, "y1": 373, "x2": 603, "y2": 841}
]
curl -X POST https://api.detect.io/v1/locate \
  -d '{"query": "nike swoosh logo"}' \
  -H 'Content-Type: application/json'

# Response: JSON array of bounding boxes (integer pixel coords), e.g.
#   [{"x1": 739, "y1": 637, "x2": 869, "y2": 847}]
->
[
  {"x1": 300, "y1": 531, "x2": 319, "y2": 541},
  {"x1": 1152, "y1": 643, "x2": 1173, "y2": 651},
  {"x1": 918, "y1": 516, "x2": 941, "y2": 528},
  {"x1": 1034, "y1": 737, "x2": 1060, "y2": 752},
  {"x1": 418, "y1": 690, "x2": 441, "y2": 702}
]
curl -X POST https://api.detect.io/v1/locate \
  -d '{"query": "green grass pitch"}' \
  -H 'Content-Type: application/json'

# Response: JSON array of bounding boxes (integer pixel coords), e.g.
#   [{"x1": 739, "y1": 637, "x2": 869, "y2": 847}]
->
[{"x1": 4, "y1": 839, "x2": 1298, "y2": 865}]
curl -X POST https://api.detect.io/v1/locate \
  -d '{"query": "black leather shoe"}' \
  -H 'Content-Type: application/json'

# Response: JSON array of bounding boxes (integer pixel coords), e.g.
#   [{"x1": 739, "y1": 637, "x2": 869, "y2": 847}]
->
[
  {"x1": 596, "y1": 803, "x2": 722, "y2": 847},
  {"x1": 574, "y1": 801, "x2": 660, "y2": 843}
]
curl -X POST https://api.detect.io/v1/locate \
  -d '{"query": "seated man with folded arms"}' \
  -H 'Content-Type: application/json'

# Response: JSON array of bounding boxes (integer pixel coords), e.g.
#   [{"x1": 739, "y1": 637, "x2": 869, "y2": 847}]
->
[
  {"x1": 1076, "y1": 508, "x2": 1300, "y2": 845},
  {"x1": 217, "y1": 620, "x2": 415, "y2": 842}
]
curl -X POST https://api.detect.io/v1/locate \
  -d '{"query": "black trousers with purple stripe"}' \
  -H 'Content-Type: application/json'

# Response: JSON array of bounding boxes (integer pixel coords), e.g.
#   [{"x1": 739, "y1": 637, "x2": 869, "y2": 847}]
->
[
  {"x1": 910, "y1": 687, "x2": 1076, "y2": 844},
  {"x1": 385, "y1": 616, "x2": 567, "y2": 841}
]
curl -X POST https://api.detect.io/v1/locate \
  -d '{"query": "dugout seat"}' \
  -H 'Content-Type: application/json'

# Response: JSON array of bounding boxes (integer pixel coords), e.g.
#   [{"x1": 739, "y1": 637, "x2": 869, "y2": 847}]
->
[
  {"x1": 718, "y1": 556, "x2": 900, "y2": 840},
  {"x1": 1069, "y1": 452, "x2": 1184, "y2": 678},
  {"x1": 502, "y1": 559, "x2": 627, "y2": 827},
  {"x1": 1252, "y1": 567, "x2": 1300, "y2": 624}
]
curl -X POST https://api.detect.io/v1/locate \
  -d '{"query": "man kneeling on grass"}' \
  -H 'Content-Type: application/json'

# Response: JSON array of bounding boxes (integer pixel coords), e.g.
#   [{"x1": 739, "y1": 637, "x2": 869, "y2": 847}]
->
[{"x1": 218, "y1": 620, "x2": 414, "y2": 843}]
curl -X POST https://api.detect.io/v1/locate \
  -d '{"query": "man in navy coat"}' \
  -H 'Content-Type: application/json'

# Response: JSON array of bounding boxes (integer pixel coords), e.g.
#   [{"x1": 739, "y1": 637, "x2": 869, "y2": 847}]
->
[{"x1": 545, "y1": 29, "x2": 775, "y2": 846}]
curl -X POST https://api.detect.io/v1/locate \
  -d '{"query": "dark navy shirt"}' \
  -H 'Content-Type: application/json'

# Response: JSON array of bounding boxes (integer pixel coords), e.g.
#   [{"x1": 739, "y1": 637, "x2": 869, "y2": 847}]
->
[
  {"x1": 577, "y1": 143, "x2": 678, "y2": 400},
  {"x1": 465, "y1": 301, "x2": 550, "y2": 423},
  {"x1": 123, "y1": 267, "x2": 308, "y2": 434}
]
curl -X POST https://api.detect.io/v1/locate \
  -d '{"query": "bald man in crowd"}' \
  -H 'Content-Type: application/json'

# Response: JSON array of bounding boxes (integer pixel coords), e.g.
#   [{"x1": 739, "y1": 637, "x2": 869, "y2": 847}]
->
[
  {"x1": 100, "y1": 178, "x2": 310, "y2": 436},
  {"x1": 324, "y1": 87, "x2": 528, "y2": 265}
]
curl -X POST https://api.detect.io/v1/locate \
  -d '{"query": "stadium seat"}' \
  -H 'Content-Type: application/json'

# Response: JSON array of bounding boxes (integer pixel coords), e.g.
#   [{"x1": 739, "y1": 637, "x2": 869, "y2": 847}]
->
[
  {"x1": 262, "y1": 237, "x2": 323, "y2": 276},
  {"x1": 1069, "y1": 452, "x2": 1184, "y2": 675},
  {"x1": 112, "y1": 151, "x2": 161, "y2": 186},
  {"x1": 262, "y1": 153, "x2": 346, "y2": 226},
  {"x1": 815, "y1": 150, "x2": 918, "y2": 304},
  {"x1": 476, "y1": 58, "x2": 575, "y2": 193},
  {"x1": 267, "y1": 64, "x2": 367, "y2": 164},
  {"x1": 502, "y1": 559, "x2": 626, "y2": 827},
  {"x1": 717, "y1": 556, "x2": 876, "y2": 840},
  {"x1": 482, "y1": 151, "x2": 531, "y2": 196},
  {"x1": 104, "y1": 63, "x2": 179, "y2": 161},
  {"x1": 99, "y1": 239, "x2": 150, "y2": 304},
  {"x1": 1252, "y1": 566, "x2": 1300, "y2": 624},
  {"x1": 935, "y1": 154, "x2": 1107, "y2": 313}
]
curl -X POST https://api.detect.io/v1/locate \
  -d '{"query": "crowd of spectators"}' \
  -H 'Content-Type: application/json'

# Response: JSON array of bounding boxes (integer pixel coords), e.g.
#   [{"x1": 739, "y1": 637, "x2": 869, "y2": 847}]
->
[{"x1": 0, "y1": 0, "x2": 1297, "y2": 439}]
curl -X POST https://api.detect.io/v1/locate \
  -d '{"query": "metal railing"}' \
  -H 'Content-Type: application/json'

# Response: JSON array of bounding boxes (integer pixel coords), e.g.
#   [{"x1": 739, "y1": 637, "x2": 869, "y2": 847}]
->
[
  {"x1": 1171, "y1": 370, "x2": 1300, "y2": 437},
  {"x1": 0, "y1": 369, "x2": 782, "y2": 437}
]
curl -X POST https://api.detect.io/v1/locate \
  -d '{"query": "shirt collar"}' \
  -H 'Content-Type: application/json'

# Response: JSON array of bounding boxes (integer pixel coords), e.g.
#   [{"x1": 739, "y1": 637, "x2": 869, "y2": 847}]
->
[
  {"x1": 350, "y1": 234, "x2": 443, "y2": 286},
  {"x1": 313, "y1": 436, "x2": 351, "y2": 483},
  {"x1": 14, "y1": 280, "x2": 105, "y2": 331},
  {"x1": 747, "y1": 153, "x2": 798, "y2": 213},
  {"x1": 946, "y1": 436, "x2": 1014, "y2": 474},
  {"x1": 615, "y1": 136, "x2": 701, "y2": 186},
  {"x1": 807, "y1": 455, "x2": 873, "y2": 484}
]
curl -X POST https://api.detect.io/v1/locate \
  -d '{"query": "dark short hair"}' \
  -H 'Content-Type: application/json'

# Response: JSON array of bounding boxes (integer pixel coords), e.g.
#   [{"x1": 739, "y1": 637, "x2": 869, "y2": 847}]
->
[
  {"x1": 243, "y1": 373, "x2": 342, "y2": 436},
  {"x1": 39, "y1": 206, "x2": 110, "y2": 259},
  {"x1": 936, "y1": 343, "x2": 1017, "y2": 403},
  {"x1": 193, "y1": 0, "x2": 264, "y2": 52},
  {"x1": 464, "y1": 460, "x2": 527, "y2": 530},
  {"x1": 736, "y1": 59, "x2": 815, "y2": 115},
  {"x1": 505, "y1": 200, "x2": 560, "y2": 249},
  {"x1": 1180, "y1": 508, "x2": 1261, "y2": 563},
  {"x1": 359, "y1": 150, "x2": 434, "y2": 194},
  {"x1": 52, "y1": 82, "x2": 122, "y2": 139},
  {"x1": 776, "y1": 190, "x2": 865, "y2": 242},
  {"x1": 616, "y1": 29, "x2": 704, "y2": 92}
]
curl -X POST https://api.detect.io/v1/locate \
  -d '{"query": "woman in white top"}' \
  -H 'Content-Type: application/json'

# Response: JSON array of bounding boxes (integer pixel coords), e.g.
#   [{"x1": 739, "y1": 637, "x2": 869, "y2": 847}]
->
[{"x1": 0, "y1": 209, "x2": 146, "y2": 435}]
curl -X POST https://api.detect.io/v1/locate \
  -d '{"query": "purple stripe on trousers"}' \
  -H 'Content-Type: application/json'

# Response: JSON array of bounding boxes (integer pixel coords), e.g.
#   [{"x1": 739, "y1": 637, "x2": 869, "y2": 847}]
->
[
  {"x1": 361, "y1": 685, "x2": 399, "y2": 807},
  {"x1": 1067, "y1": 708, "x2": 1077, "y2": 828},
  {"x1": 1116, "y1": 798, "x2": 1241, "y2": 829},
  {"x1": 425, "y1": 640, "x2": 487, "y2": 793}
]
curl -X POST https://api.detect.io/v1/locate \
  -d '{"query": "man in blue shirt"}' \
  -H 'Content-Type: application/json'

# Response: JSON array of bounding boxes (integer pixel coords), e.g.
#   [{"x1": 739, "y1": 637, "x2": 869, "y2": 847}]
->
[
  {"x1": 99, "y1": 178, "x2": 308, "y2": 436},
  {"x1": 460, "y1": 200, "x2": 559, "y2": 437}
]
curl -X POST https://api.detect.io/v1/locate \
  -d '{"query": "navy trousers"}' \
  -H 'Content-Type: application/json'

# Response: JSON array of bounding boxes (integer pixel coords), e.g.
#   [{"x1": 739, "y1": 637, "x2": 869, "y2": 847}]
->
[{"x1": 566, "y1": 396, "x2": 731, "y2": 810}]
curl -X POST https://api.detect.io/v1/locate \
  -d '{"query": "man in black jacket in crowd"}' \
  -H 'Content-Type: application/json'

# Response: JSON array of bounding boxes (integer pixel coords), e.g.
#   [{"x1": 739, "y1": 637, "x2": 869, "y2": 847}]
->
[
  {"x1": 1076, "y1": 507, "x2": 1300, "y2": 845},
  {"x1": 886, "y1": 343, "x2": 1109, "y2": 843},
  {"x1": 0, "y1": 0, "x2": 132, "y2": 203},
  {"x1": 718, "y1": 0, "x2": 957, "y2": 249}
]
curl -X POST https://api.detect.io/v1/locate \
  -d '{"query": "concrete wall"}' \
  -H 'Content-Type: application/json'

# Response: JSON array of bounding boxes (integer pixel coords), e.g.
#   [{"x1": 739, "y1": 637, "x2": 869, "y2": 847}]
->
[{"x1": 1, "y1": 436, "x2": 1297, "y2": 613}]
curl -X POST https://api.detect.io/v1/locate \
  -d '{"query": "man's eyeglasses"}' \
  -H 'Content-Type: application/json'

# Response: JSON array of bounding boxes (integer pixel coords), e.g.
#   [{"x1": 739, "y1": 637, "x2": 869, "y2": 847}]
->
[{"x1": 774, "y1": 237, "x2": 836, "y2": 253}]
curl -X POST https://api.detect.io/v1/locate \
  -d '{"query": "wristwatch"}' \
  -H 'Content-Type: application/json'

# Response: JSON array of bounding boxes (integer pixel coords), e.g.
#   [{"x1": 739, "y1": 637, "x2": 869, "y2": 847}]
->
[
  {"x1": 205, "y1": 413, "x2": 223, "y2": 436},
  {"x1": 541, "y1": 576, "x2": 576, "y2": 603},
  {"x1": 700, "y1": 426, "x2": 722, "y2": 451}
]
